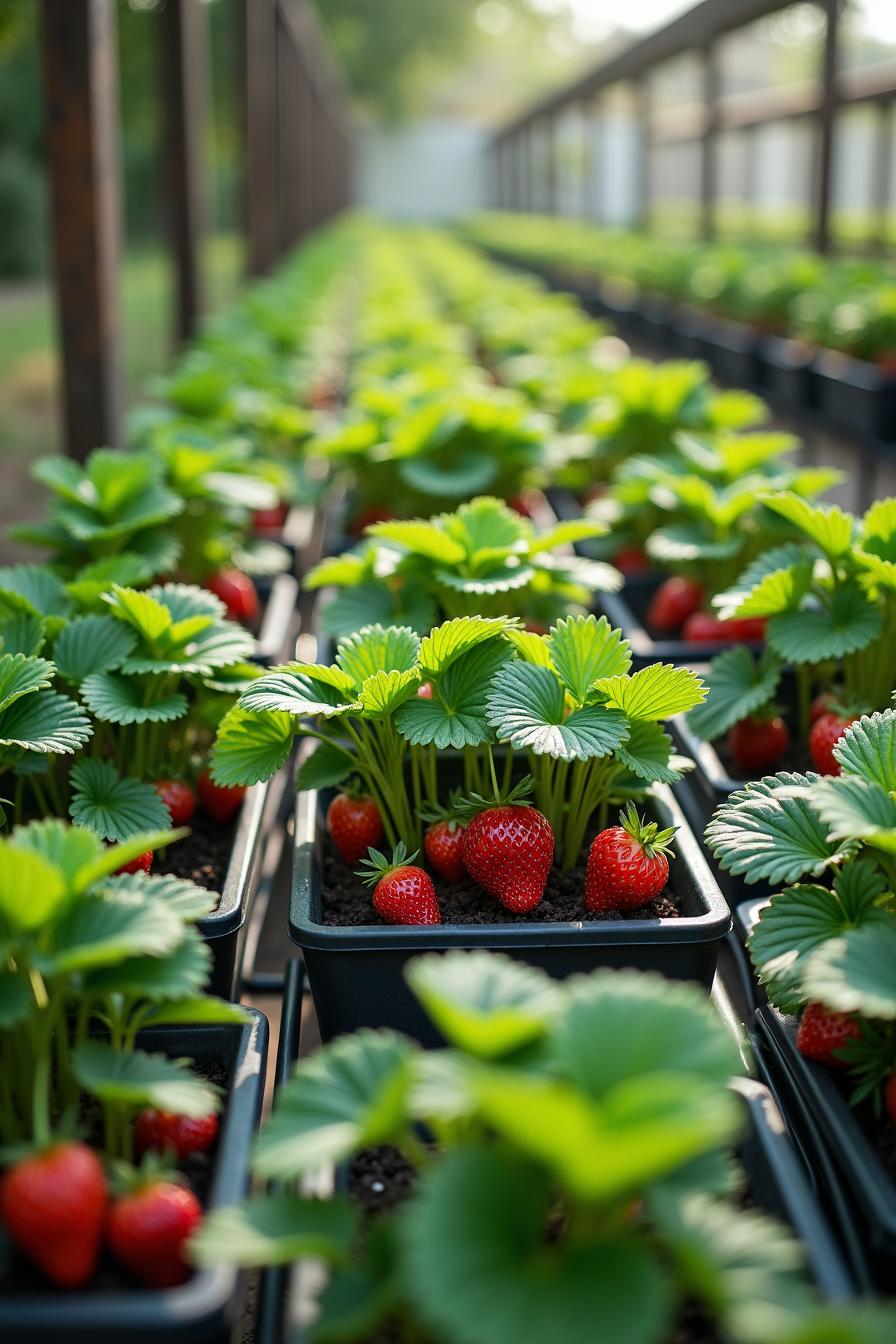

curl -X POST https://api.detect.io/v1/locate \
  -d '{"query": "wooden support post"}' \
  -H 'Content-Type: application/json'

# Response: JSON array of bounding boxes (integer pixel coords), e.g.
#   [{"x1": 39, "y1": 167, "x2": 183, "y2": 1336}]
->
[
  {"x1": 276, "y1": 9, "x2": 307, "y2": 249},
  {"x1": 161, "y1": 0, "x2": 207, "y2": 344},
  {"x1": 700, "y1": 42, "x2": 719, "y2": 240},
  {"x1": 40, "y1": 0, "x2": 123, "y2": 460},
  {"x1": 243, "y1": 0, "x2": 279, "y2": 275},
  {"x1": 813, "y1": 0, "x2": 839, "y2": 253}
]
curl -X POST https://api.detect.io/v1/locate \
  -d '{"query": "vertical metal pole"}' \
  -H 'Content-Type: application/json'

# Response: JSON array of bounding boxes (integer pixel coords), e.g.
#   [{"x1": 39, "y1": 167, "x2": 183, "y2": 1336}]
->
[
  {"x1": 743, "y1": 124, "x2": 759, "y2": 235},
  {"x1": 635, "y1": 78, "x2": 652, "y2": 231},
  {"x1": 813, "y1": 0, "x2": 839, "y2": 253},
  {"x1": 580, "y1": 98, "x2": 594, "y2": 218},
  {"x1": 544, "y1": 118, "x2": 557, "y2": 214},
  {"x1": 243, "y1": 0, "x2": 279, "y2": 275},
  {"x1": 700, "y1": 42, "x2": 719, "y2": 240},
  {"x1": 161, "y1": 0, "x2": 207, "y2": 343},
  {"x1": 40, "y1": 0, "x2": 123, "y2": 459}
]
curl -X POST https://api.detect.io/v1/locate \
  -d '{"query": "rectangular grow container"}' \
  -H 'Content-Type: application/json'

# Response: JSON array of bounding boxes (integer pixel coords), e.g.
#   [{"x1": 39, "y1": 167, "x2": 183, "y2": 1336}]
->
[
  {"x1": 668, "y1": 303, "x2": 712, "y2": 362},
  {"x1": 763, "y1": 336, "x2": 819, "y2": 420},
  {"x1": 754, "y1": 1005, "x2": 896, "y2": 1289},
  {"x1": 198, "y1": 773, "x2": 280, "y2": 999},
  {"x1": 289, "y1": 783, "x2": 730, "y2": 1045},
  {"x1": 254, "y1": 1071, "x2": 856, "y2": 1344},
  {"x1": 637, "y1": 291, "x2": 674, "y2": 353},
  {"x1": 700, "y1": 316, "x2": 765, "y2": 392},
  {"x1": 0, "y1": 1012, "x2": 269, "y2": 1344},
  {"x1": 813, "y1": 348, "x2": 896, "y2": 444},
  {"x1": 597, "y1": 576, "x2": 763, "y2": 670}
]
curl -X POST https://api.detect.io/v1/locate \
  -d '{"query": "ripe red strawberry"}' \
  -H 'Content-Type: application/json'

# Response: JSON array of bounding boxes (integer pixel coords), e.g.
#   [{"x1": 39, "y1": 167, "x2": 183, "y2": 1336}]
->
[
  {"x1": 681, "y1": 611, "x2": 738, "y2": 643},
  {"x1": 154, "y1": 779, "x2": 196, "y2": 827},
  {"x1": 885, "y1": 1073, "x2": 896, "y2": 1123},
  {"x1": 417, "y1": 682, "x2": 433, "y2": 699},
  {"x1": 197, "y1": 771, "x2": 246, "y2": 825},
  {"x1": 614, "y1": 545, "x2": 650, "y2": 575},
  {"x1": 358, "y1": 843, "x2": 441, "y2": 925},
  {"x1": 586, "y1": 804, "x2": 676, "y2": 913},
  {"x1": 728, "y1": 714, "x2": 790, "y2": 774},
  {"x1": 796, "y1": 1002, "x2": 862, "y2": 1067},
  {"x1": 252, "y1": 501, "x2": 288, "y2": 533},
  {"x1": 135, "y1": 1110, "x2": 219, "y2": 1160},
  {"x1": 810, "y1": 691, "x2": 838, "y2": 723},
  {"x1": 461, "y1": 795, "x2": 554, "y2": 912},
  {"x1": 205, "y1": 567, "x2": 260, "y2": 624},
  {"x1": 107, "y1": 1175, "x2": 202, "y2": 1288},
  {"x1": 115, "y1": 850, "x2": 153, "y2": 876},
  {"x1": 0, "y1": 1142, "x2": 107, "y2": 1287},
  {"x1": 646, "y1": 576, "x2": 703, "y2": 633},
  {"x1": 729, "y1": 616, "x2": 767, "y2": 642},
  {"x1": 424, "y1": 819, "x2": 467, "y2": 884},
  {"x1": 327, "y1": 791, "x2": 384, "y2": 865},
  {"x1": 809, "y1": 711, "x2": 858, "y2": 776}
]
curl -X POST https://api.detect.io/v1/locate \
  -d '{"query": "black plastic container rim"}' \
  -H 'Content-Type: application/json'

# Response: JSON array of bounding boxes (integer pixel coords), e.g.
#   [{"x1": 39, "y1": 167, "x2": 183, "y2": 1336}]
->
[
  {"x1": 196, "y1": 777, "x2": 271, "y2": 942},
  {"x1": 755, "y1": 1005, "x2": 896, "y2": 1246},
  {"x1": 671, "y1": 711, "x2": 742, "y2": 797},
  {"x1": 289, "y1": 781, "x2": 731, "y2": 952},
  {"x1": 0, "y1": 1011, "x2": 269, "y2": 1337}
]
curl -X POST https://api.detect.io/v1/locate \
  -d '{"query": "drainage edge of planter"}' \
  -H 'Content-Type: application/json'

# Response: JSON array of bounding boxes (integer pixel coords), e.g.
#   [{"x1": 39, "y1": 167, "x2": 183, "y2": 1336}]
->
[
  {"x1": 289, "y1": 782, "x2": 731, "y2": 1043},
  {"x1": 755, "y1": 1005, "x2": 896, "y2": 1266},
  {"x1": 0, "y1": 1012, "x2": 269, "y2": 1343},
  {"x1": 199, "y1": 772, "x2": 277, "y2": 999}
]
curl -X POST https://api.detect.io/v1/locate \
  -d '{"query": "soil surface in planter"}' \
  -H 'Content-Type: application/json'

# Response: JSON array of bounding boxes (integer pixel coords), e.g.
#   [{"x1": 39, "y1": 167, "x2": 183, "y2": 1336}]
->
[
  {"x1": 322, "y1": 835, "x2": 681, "y2": 927},
  {"x1": 156, "y1": 810, "x2": 236, "y2": 898},
  {"x1": 346, "y1": 1146, "x2": 720, "y2": 1344},
  {"x1": 0, "y1": 1057, "x2": 227, "y2": 1297},
  {"x1": 713, "y1": 734, "x2": 812, "y2": 783}
]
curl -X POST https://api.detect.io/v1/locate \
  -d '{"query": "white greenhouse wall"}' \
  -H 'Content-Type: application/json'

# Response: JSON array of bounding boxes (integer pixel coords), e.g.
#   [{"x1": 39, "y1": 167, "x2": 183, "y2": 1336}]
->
[{"x1": 356, "y1": 119, "x2": 488, "y2": 220}]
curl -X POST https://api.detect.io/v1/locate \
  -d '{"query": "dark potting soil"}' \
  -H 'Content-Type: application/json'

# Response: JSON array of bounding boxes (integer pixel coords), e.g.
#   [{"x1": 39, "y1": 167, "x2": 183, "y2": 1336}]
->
[
  {"x1": 345, "y1": 1147, "x2": 721, "y2": 1344},
  {"x1": 321, "y1": 836, "x2": 681, "y2": 928},
  {"x1": 713, "y1": 734, "x2": 812, "y2": 783},
  {"x1": 0, "y1": 1057, "x2": 228, "y2": 1298},
  {"x1": 156, "y1": 810, "x2": 236, "y2": 897}
]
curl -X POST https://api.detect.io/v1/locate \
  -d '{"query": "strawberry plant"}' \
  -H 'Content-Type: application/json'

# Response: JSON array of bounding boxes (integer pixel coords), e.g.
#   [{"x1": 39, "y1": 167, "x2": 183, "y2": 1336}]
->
[
  {"x1": 192, "y1": 950, "x2": 892, "y2": 1344},
  {"x1": 689, "y1": 495, "x2": 896, "y2": 754},
  {"x1": 705, "y1": 707, "x2": 896, "y2": 1106},
  {"x1": 306, "y1": 494, "x2": 617, "y2": 637},
  {"x1": 484, "y1": 615, "x2": 704, "y2": 867}
]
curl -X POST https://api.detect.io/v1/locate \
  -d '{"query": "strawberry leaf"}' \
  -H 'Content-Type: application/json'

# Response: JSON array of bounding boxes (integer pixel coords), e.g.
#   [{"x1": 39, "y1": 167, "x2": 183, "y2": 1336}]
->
[
  {"x1": 616, "y1": 720, "x2": 681, "y2": 784},
  {"x1": 804, "y1": 923, "x2": 896, "y2": 1020},
  {"x1": 528, "y1": 519, "x2": 607, "y2": 553},
  {"x1": 713, "y1": 547, "x2": 813, "y2": 620},
  {"x1": 397, "y1": 639, "x2": 510, "y2": 750},
  {"x1": 705, "y1": 773, "x2": 850, "y2": 885},
  {"x1": 102, "y1": 870, "x2": 217, "y2": 920},
  {"x1": 0, "y1": 611, "x2": 46, "y2": 657},
  {"x1": 296, "y1": 741, "x2": 354, "y2": 791},
  {"x1": 833, "y1": 709, "x2": 896, "y2": 791},
  {"x1": 808, "y1": 775, "x2": 896, "y2": 853},
  {"x1": 0, "y1": 564, "x2": 72, "y2": 623},
  {"x1": 8, "y1": 818, "x2": 103, "y2": 895},
  {"x1": 367, "y1": 518, "x2": 467, "y2": 565},
  {"x1": 73, "y1": 1041, "x2": 217, "y2": 1116},
  {"x1": 594, "y1": 664, "x2": 705, "y2": 721},
  {"x1": 547, "y1": 615, "x2": 631, "y2": 701},
  {"x1": 323, "y1": 582, "x2": 437, "y2": 640},
  {"x1": 336, "y1": 624, "x2": 420, "y2": 684},
  {"x1": 761, "y1": 492, "x2": 854, "y2": 559},
  {"x1": 0, "y1": 688, "x2": 92, "y2": 754},
  {"x1": 647, "y1": 525, "x2": 742, "y2": 564},
  {"x1": 40, "y1": 891, "x2": 183, "y2": 975},
  {"x1": 405, "y1": 951, "x2": 560, "y2": 1060},
  {"x1": 239, "y1": 668, "x2": 360, "y2": 718},
  {"x1": 767, "y1": 583, "x2": 882, "y2": 663},
  {"x1": 0, "y1": 844, "x2": 67, "y2": 931},
  {"x1": 68, "y1": 759, "x2": 172, "y2": 841},
  {"x1": 254, "y1": 1030, "x2": 414, "y2": 1181},
  {"x1": 0, "y1": 652, "x2": 53, "y2": 714},
  {"x1": 191, "y1": 1194, "x2": 358, "y2": 1269},
  {"x1": 687, "y1": 647, "x2": 782, "y2": 742},
  {"x1": 358, "y1": 668, "x2": 422, "y2": 718},
  {"x1": 52, "y1": 615, "x2": 136, "y2": 681},
  {"x1": 417, "y1": 616, "x2": 510, "y2": 677},
  {"x1": 83, "y1": 934, "x2": 212, "y2": 999},
  {"x1": 81, "y1": 671, "x2": 187, "y2": 725},
  {"x1": 212, "y1": 704, "x2": 295, "y2": 786},
  {"x1": 487, "y1": 661, "x2": 629, "y2": 760}
]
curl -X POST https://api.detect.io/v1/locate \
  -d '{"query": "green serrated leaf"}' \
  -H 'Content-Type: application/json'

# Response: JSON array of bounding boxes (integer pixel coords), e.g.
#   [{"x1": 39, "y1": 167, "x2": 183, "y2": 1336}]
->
[
  {"x1": 688, "y1": 647, "x2": 782, "y2": 742},
  {"x1": 41, "y1": 890, "x2": 184, "y2": 974},
  {"x1": 336, "y1": 624, "x2": 420, "y2": 684},
  {"x1": 595, "y1": 664, "x2": 705, "y2": 721},
  {"x1": 211, "y1": 704, "x2": 295, "y2": 787},
  {"x1": 833, "y1": 709, "x2": 896, "y2": 792},
  {"x1": 804, "y1": 923, "x2": 896, "y2": 1020},
  {"x1": 52, "y1": 616, "x2": 137, "y2": 682},
  {"x1": 761, "y1": 492, "x2": 854, "y2": 559},
  {"x1": 0, "y1": 688, "x2": 92, "y2": 754},
  {"x1": 0, "y1": 843, "x2": 67, "y2": 930},
  {"x1": 296, "y1": 741, "x2": 353, "y2": 791},
  {"x1": 547, "y1": 615, "x2": 631, "y2": 701},
  {"x1": 417, "y1": 616, "x2": 510, "y2": 678},
  {"x1": 705, "y1": 773, "x2": 850, "y2": 885},
  {"x1": 487, "y1": 660, "x2": 629, "y2": 760},
  {"x1": 81, "y1": 671, "x2": 188, "y2": 725},
  {"x1": 68, "y1": 759, "x2": 172, "y2": 841},
  {"x1": 239, "y1": 668, "x2": 360, "y2": 718},
  {"x1": 616, "y1": 720, "x2": 681, "y2": 784},
  {"x1": 809, "y1": 775, "x2": 896, "y2": 852},
  {"x1": 190, "y1": 1194, "x2": 357, "y2": 1269},
  {"x1": 73, "y1": 1041, "x2": 218, "y2": 1116},
  {"x1": 358, "y1": 667, "x2": 421, "y2": 718},
  {"x1": 367, "y1": 518, "x2": 466, "y2": 565},
  {"x1": 768, "y1": 586, "x2": 882, "y2": 663}
]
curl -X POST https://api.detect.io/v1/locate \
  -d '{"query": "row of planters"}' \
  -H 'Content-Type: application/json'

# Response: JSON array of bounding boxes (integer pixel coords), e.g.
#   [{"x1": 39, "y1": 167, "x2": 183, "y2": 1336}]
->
[
  {"x1": 0, "y1": 221, "x2": 367, "y2": 1335},
  {"x1": 191, "y1": 223, "x2": 896, "y2": 1337},
  {"x1": 3, "y1": 213, "x2": 895, "y2": 1338},
  {"x1": 459, "y1": 212, "x2": 896, "y2": 444}
]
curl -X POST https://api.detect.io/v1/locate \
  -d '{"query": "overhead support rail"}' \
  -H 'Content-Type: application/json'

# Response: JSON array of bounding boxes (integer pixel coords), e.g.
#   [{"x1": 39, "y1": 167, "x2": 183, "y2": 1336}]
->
[{"x1": 492, "y1": 0, "x2": 892, "y2": 257}]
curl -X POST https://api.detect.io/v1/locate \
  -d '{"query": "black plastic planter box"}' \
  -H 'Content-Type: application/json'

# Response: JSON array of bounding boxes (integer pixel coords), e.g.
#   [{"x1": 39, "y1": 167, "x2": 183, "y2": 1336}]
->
[
  {"x1": 754, "y1": 1005, "x2": 896, "y2": 1288},
  {"x1": 814, "y1": 348, "x2": 896, "y2": 444},
  {"x1": 255, "y1": 572, "x2": 300, "y2": 666},
  {"x1": 637, "y1": 291, "x2": 674, "y2": 353},
  {"x1": 289, "y1": 783, "x2": 730, "y2": 1044},
  {"x1": 668, "y1": 304, "x2": 712, "y2": 362},
  {"x1": 700, "y1": 316, "x2": 764, "y2": 392},
  {"x1": 0, "y1": 1012, "x2": 269, "y2": 1343},
  {"x1": 199, "y1": 774, "x2": 279, "y2": 999},
  {"x1": 597, "y1": 575, "x2": 763, "y2": 670},
  {"x1": 763, "y1": 336, "x2": 819, "y2": 419}
]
